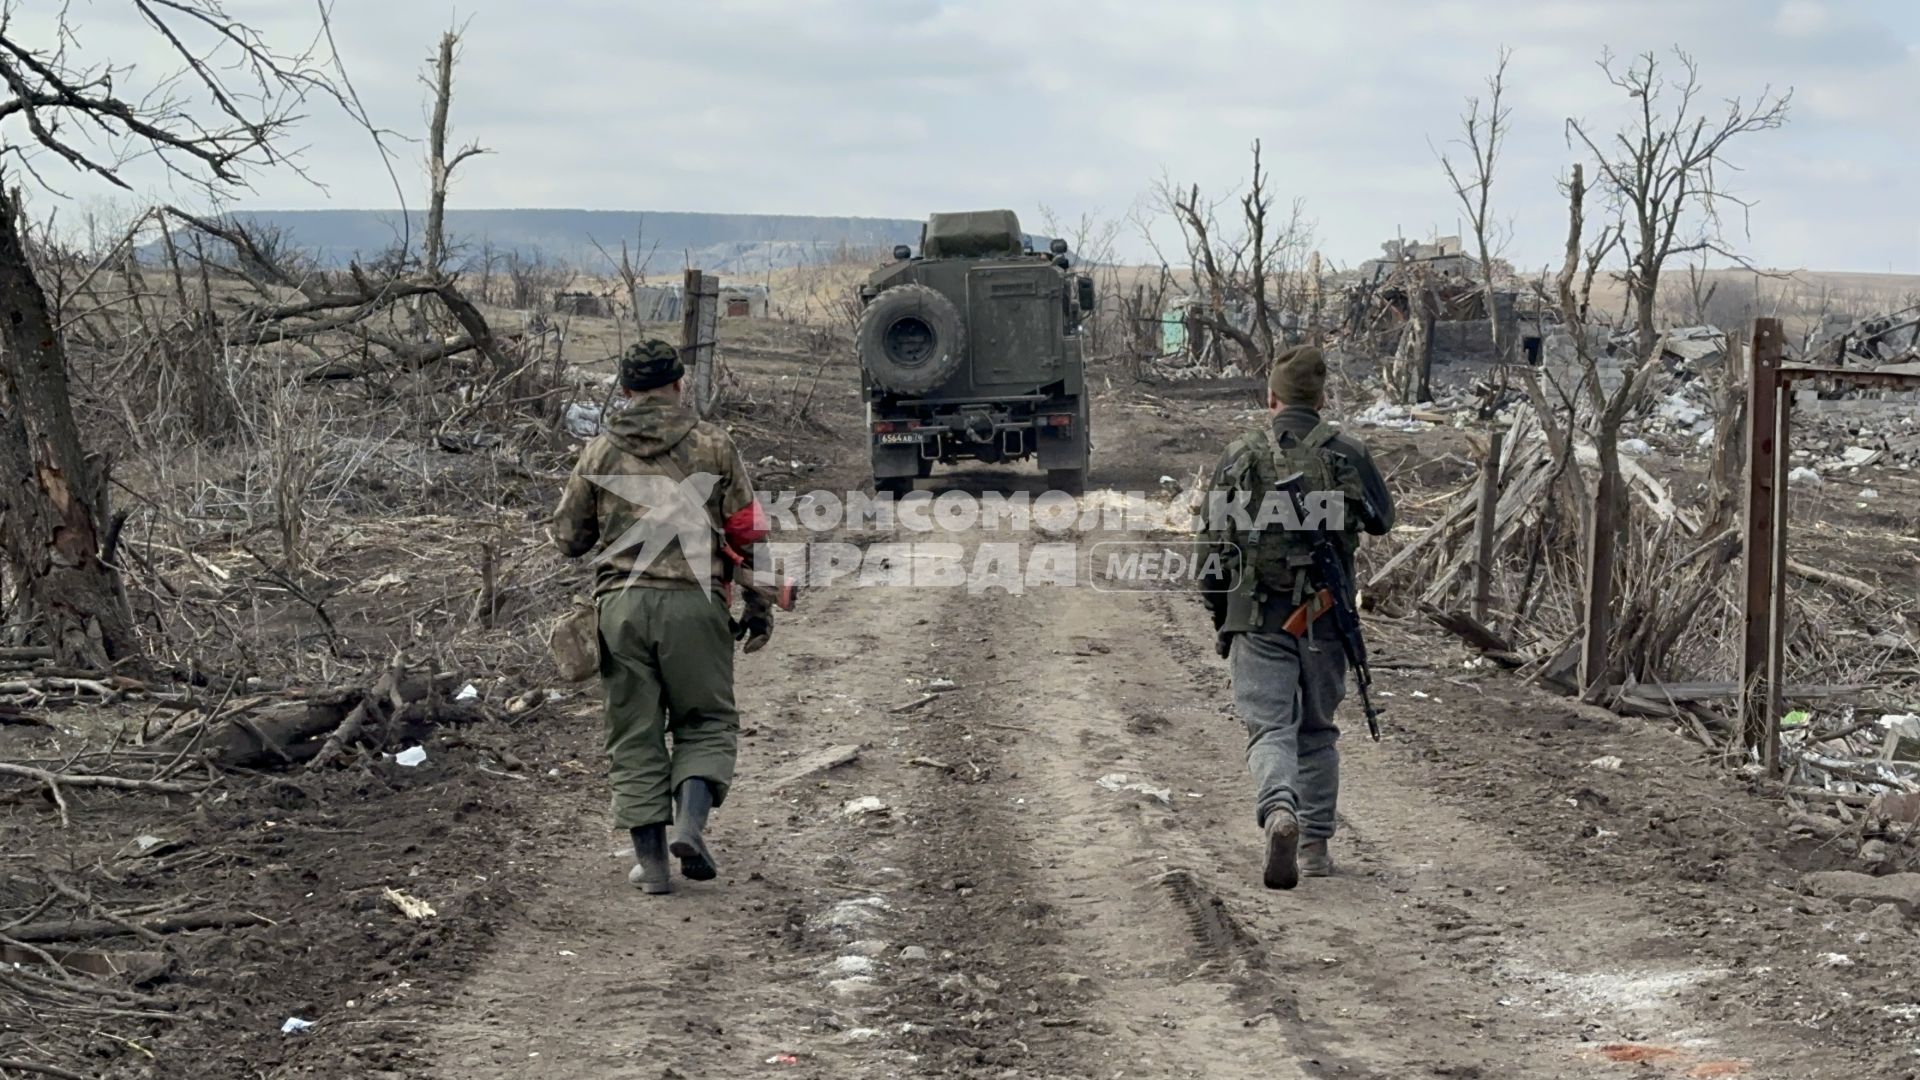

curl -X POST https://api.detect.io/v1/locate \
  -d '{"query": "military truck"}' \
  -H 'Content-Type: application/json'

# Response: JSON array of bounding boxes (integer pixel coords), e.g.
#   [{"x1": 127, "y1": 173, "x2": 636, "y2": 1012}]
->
[{"x1": 856, "y1": 210, "x2": 1093, "y2": 495}]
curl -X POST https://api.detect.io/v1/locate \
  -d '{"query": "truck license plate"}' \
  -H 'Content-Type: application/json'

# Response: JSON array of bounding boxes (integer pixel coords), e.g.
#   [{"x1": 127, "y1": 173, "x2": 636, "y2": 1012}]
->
[{"x1": 877, "y1": 433, "x2": 920, "y2": 444}]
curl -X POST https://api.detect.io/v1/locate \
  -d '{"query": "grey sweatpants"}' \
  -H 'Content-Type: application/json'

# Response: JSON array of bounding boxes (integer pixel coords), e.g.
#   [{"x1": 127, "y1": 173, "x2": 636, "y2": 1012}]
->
[{"x1": 1230, "y1": 629, "x2": 1346, "y2": 840}]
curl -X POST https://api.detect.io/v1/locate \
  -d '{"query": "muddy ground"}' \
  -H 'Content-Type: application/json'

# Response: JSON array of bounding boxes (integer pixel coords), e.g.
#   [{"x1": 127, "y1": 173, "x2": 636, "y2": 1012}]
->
[{"x1": 4, "y1": 319, "x2": 1920, "y2": 1080}]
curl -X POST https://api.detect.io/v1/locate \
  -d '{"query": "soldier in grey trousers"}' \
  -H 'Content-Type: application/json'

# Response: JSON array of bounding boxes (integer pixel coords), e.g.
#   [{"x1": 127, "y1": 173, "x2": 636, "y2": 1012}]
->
[
  {"x1": 1232, "y1": 628, "x2": 1347, "y2": 856},
  {"x1": 1200, "y1": 346, "x2": 1395, "y2": 889}
]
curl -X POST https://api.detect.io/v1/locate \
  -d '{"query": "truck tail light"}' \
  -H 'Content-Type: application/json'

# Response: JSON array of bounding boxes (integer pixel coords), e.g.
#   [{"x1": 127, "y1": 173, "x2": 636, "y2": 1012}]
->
[
  {"x1": 1045, "y1": 414, "x2": 1073, "y2": 427},
  {"x1": 873, "y1": 421, "x2": 896, "y2": 434}
]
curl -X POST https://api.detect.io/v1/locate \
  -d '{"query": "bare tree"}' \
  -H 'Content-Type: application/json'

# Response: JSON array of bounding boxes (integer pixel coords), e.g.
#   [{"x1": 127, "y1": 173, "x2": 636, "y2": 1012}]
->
[
  {"x1": 1567, "y1": 49, "x2": 1790, "y2": 365},
  {"x1": 590, "y1": 218, "x2": 660, "y2": 322},
  {"x1": 1558, "y1": 49, "x2": 1790, "y2": 693},
  {"x1": 1151, "y1": 141, "x2": 1316, "y2": 376},
  {"x1": 504, "y1": 248, "x2": 571, "y2": 311},
  {"x1": 421, "y1": 28, "x2": 489, "y2": 278},
  {"x1": 1438, "y1": 47, "x2": 1513, "y2": 364},
  {"x1": 0, "y1": 1, "x2": 338, "y2": 668},
  {"x1": 1037, "y1": 204, "x2": 1121, "y2": 356}
]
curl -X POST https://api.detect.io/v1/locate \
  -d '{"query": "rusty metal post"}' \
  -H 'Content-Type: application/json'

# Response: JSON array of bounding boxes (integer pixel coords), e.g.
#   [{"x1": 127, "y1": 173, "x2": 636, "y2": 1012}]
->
[
  {"x1": 1765, "y1": 356, "x2": 1792, "y2": 771},
  {"x1": 1739, "y1": 318, "x2": 1786, "y2": 771},
  {"x1": 1472, "y1": 430, "x2": 1504, "y2": 624}
]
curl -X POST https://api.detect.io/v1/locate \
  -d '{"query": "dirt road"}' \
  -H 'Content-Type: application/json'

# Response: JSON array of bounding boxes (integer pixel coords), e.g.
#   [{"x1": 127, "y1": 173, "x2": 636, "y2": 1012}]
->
[
  {"x1": 16, "y1": 335, "x2": 1901, "y2": 1079},
  {"x1": 290, "y1": 392, "x2": 1916, "y2": 1080}
]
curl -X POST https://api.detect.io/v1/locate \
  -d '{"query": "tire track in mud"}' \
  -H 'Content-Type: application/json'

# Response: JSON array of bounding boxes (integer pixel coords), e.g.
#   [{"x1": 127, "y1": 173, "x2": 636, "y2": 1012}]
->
[
  {"x1": 392, "y1": 490, "x2": 1831, "y2": 1079},
  {"x1": 949, "y1": 561, "x2": 1802, "y2": 1079}
]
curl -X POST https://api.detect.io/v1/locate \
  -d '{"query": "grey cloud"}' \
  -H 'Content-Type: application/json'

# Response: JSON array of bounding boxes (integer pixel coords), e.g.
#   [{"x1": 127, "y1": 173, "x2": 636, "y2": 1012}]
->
[{"x1": 6, "y1": 0, "x2": 1914, "y2": 273}]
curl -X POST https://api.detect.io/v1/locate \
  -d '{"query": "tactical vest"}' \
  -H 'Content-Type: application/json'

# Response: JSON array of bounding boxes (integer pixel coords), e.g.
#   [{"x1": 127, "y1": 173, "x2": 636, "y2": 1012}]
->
[{"x1": 1215, "y1": 421, "x2": 1366, "y2": 633}]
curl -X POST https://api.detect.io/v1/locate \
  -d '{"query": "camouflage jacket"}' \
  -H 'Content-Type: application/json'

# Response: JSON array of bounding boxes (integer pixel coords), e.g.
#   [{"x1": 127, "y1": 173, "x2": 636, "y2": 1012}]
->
[
  {"x1": 1199, "y1": 406, "x2": 1396, "y2": 634},
  {"x1": 549, "y1": 399, "x2": 761, "y2": 599}
]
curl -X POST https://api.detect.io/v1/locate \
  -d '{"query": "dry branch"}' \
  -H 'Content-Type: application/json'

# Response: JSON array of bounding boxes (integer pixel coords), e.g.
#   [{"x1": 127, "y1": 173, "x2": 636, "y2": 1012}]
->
[
  {"x1": 7, "y1": 909, "x2": 271, "y2": 945},
  {"x1": 0, "y1": 763, "x2": 201, "y2": 794}
]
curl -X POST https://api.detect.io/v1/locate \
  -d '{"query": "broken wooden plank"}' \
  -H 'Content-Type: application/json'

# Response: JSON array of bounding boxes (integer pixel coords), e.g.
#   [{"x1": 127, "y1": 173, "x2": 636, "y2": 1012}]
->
[
  {"x1": 1365, "y1": 489, "x2": 1477, "y2": 588},
  {"x1": 1786, "y1": 559, "x2": 1877, "y2": 600},
  {"x1": 1616, "y1": 680, "x2": 1872, "y2": 706},
  {"x1": 1421, "y1": 605, "x2": 1526, "y2": 669},
  {"x1": 1421, "y1": 604, "x2": 1514, "y2": 653},
  {"x1": 768, "y1": 743, "x2": 863, "y2": 790}
]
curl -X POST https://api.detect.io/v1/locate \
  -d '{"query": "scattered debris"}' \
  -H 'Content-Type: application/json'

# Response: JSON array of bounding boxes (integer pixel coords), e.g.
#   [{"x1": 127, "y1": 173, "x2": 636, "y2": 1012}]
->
[
  {"x1": 826, "y1": 955, "x2": 875, "y2": 977},
  {"x1": 119, "y1": 833, "x2": 182, "y2": 860},
  {"x1": 842, "y1": 796, "x2": 890, "y2": 817},
  {"x1": 1096, "y1": 772, "x2": 1172, "y2": 805},
  {"x1": 826, "y1": 976, "x2": 880, "y2": 998},
  {"x1": 280, "y1": 1017, "x2": 316, "y2": 1036},
  {"x1": 563, "y1": 401, "x2": 603, "y2": 437},
  {"x1": 393, "y1": 745, "x2": 428, "y2": 768},
  {"x1": 768, "y1": 744, "x2": 863, "y2": 789},
  {"x1": 1588, "y1": 756, "x2": 1625, "y2": 772},
  {"x1": 381, "y1": 887, "x2": 437, "y2": 920},
  {"x1": 1800, "y1": 870, "x2": 1920, "y2": 911},
  {"x1": 1355, "y1": 401, "x2": 1436, "y2": 431}
]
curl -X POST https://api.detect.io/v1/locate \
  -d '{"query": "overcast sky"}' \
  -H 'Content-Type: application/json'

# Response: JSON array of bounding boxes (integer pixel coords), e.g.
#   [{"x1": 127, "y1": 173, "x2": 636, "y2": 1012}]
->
[{"x1": 13, "y1": 0, "x2": 1918, "y2": 273}]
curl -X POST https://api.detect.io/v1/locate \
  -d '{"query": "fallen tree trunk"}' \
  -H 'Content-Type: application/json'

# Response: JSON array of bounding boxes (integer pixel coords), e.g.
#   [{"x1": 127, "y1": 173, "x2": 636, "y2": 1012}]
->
[{"x1": 180, "y1": 667, "x2": 486, "y2": 769}]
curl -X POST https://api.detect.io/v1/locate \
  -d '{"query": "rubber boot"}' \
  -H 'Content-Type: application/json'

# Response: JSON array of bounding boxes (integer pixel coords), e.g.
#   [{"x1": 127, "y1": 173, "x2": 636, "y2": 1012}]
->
[
  {"x1": 670, "y1": 779, "x2": 718, "y2": 881},
  {"x1": 1299, "y1": 839, "x2": 1334, "y2": 878},
  {"x1": 628, "y1": 824, "x2": 671, "y2": 894},
  {"x1": 1262, "y1": 808, "x2": 1300, "y2": 891}
]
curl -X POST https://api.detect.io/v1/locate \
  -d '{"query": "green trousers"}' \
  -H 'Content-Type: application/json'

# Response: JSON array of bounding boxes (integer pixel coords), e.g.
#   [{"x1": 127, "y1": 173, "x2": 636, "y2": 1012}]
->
[{"x1": 596, "y1": 586, "x2": 739, "y2": 830}]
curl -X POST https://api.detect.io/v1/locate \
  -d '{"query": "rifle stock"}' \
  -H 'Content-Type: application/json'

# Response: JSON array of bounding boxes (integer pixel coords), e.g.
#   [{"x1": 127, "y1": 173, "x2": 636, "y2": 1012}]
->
[{"x1": 720, "y1": 539, "x2": 798, "y2": 611}]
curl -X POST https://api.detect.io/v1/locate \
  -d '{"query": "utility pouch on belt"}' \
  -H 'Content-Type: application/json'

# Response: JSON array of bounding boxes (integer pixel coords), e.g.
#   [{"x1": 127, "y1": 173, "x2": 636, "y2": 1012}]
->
[{"x1": 549, "y1": 595, "x2": 600, "y2": 682}]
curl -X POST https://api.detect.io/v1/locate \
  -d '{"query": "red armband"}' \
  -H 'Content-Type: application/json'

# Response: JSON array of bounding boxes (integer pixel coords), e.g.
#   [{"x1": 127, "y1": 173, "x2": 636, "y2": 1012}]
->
[{"x1": 724, "y1": 500, "x2": 770, "y2": 548}]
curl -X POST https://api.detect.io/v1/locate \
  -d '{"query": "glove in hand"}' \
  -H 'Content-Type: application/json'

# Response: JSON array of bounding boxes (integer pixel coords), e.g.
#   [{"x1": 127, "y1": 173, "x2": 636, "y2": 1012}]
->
[{"x1": 731, "y1": 614, "x2": 772, "y2": 654}]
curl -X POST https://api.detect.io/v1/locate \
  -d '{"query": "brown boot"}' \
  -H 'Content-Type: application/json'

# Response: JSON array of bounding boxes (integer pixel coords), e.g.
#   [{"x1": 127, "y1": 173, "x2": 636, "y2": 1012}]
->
[
  {"x1": 1299, "y1": 839, "x2": 1333, "y2": 878},
  {"x1": 1262, "y1": 809, "x2": 1300, "y2": 890}
]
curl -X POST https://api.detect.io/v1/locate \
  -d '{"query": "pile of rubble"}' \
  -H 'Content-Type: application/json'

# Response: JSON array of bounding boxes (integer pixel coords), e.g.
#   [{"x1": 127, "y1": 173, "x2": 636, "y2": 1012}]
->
[
  {"x1": 1788, "y1": 415, "x2": 1920, "y2": 479},
  {"x1": 1774, "y1": 707, "x2": 1920, "y2": 807},
  {"x1": 1149, "y1": 355, "x2": 1246, "y2": 382},
  {"x1": 1804, "y1": 306, "x2": 1920, "y2": 367}
]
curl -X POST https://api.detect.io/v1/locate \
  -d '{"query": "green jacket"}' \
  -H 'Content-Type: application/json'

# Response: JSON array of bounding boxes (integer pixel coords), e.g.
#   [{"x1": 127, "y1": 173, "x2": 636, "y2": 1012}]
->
[
  {"x1": 549, "y1": 399, "x2": 758, "y2": 598},
  {"x1": 1200, "y1": 407, "x2": 1395, "y2": 634}
]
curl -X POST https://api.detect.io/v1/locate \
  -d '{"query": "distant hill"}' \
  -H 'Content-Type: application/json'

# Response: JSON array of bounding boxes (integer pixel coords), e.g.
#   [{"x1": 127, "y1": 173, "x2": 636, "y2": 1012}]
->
[{"x1": 224, "y1": 209, "x2": 926, "y2": 272}]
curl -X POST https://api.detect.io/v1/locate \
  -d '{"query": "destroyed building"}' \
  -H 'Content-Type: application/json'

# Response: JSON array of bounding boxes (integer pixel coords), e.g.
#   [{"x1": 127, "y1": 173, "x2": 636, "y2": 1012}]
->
[
  {"x1": 1344, "y1": 235, "x2": 1519, "y2": 363},
  {"x1": 552, "y1": 289, "x2": 617, "y2": 317},
  {"x1": 630, "y1": 281, "x2": 772, "y2": 322},
  {"x1": 1802, "y1": 305, "x2": 1920, "y2": 369},
  {"x1": 1358, "y1": 236, "x2": 1479, "y2": 287}
]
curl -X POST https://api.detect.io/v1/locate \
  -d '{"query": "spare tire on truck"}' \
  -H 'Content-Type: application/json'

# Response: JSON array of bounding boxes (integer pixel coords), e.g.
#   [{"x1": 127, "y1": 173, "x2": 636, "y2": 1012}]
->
[{"x1": 857, "y1": 284, "x2": 967, "y2": 395}]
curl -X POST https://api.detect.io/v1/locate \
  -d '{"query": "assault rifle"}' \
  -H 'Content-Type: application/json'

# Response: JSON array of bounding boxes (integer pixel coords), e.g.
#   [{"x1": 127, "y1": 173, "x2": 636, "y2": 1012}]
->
[
  {"x1": 1273, "y1": 472, "x2": 1382, "y2": 741},
  {"x1": 718, "y1": 536, "x2": 797, "y2": 612}
]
